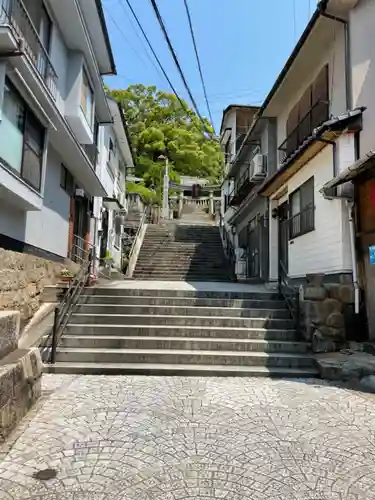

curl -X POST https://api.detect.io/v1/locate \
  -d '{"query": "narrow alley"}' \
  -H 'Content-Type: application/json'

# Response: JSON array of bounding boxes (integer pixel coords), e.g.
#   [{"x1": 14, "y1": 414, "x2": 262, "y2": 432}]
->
[{"x1": 1, "y1": 374, "x2": 374, "y2": 500}]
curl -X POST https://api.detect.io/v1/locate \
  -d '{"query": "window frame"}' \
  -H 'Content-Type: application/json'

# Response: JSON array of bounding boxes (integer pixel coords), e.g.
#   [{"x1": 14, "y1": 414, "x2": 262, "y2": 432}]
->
[
  {"x1": 60, "y1": 164, "x2": 74, "y2": 195},
  {"x1": 0, "y1": 78, "x2": 45, "y2": 192},
  {"x1": 289, "y1": 177, "x2": 315, "y2": 239},
  {"x1": 80, "y1": 68, "x2": 94, "y2": 129}
]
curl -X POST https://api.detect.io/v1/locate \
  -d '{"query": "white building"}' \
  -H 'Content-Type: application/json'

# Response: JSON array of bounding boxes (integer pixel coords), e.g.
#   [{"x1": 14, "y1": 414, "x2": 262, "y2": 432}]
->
[
  {"x1": 92, "y1": 96, "x2": 134, "y2": 273},
  {"x1": 0, "y1": 0, "x2": 119, "y2": 263}
]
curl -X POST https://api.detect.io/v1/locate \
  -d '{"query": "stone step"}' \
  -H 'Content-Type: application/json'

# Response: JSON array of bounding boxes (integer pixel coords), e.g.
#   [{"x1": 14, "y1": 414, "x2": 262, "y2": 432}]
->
[
  {"x1": 69, "y1": 313, "x2": 294, "y2": 329},
  {"x1": 59, "y1": 335, "x2": 309, "y2": 353},
  {"x1": 44, "y1": 362, "x2": 319, "y2": 378},
  {"x1": 83, "y1": 288, "x2": 279, "y2": 300},
  {"x1": 79, "y1": 294, "x2": 287, "y2": 309},
  {"x1": 135, "y1": 263, "x2": 227, "y2": 269},
  {"x1": 132, "y1": 275, "x2": 231, "y2": 281},
  {"x1": 53, "y1": 347, "x2": 315, "y2": 368},
  {"x1": 65, "y1": 324, "x2": 297, "y2": 340},
  {"x1": 74, "y1": 304, "x2": 291, "y2": 319}
]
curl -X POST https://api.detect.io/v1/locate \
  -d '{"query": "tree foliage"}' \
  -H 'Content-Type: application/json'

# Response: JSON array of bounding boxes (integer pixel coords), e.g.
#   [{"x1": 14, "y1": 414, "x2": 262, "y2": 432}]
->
[{"x1": 110, "y1": 85, "x2": 223, "y2": 195}]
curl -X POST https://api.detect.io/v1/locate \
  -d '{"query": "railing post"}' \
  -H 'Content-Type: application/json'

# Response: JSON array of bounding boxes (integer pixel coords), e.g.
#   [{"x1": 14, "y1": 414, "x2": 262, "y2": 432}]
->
[
  {"x1": 295, "y1": 289, "x2": 300, "y2": 336},
  {"x1": 50, "y1": 307, "x2": 59, "y2": 364}
]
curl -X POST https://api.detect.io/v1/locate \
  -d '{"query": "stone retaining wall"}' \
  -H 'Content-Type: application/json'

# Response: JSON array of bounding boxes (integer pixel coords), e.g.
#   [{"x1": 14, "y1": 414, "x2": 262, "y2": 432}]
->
[
  {"x1": 0, "y1": 249, "x2": 78, "y2": 327},
  {"x1": 0, "y1": 311, "x2": 42, "y2": 442},
  {"x1": 300, "y1": 274, "x2": 355, "y2": 353}
]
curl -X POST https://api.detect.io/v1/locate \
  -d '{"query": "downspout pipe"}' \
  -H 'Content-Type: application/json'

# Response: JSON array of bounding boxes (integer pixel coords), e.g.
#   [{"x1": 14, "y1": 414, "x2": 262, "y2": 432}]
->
[
  {"x1": 347, "y1": 199, "x2": 360, "y2": 314},
  {"x1": 319, "y1": 6, "x2": 352, "y2": 111}
]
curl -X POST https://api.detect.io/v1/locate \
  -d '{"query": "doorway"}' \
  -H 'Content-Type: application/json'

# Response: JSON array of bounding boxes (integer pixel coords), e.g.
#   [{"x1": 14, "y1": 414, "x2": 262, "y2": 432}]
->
[{"x1": 278, "y1": 201, "x2": 289, "y2": 279}]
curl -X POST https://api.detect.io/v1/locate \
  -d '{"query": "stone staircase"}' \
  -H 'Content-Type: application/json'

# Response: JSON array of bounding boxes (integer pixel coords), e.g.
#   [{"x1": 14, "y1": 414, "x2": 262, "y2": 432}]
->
[
  {"x1": 133, "y1": 224, "x2": 231, "y2": 281},
  {"x1": 44, "y1": 286, "x2": 318, "y2": 377}
]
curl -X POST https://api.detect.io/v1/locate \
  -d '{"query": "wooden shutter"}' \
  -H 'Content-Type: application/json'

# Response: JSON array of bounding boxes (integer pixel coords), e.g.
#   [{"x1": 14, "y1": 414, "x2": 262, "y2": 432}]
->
[
  {"x1": 298, "y1": 87, "x2": 312, "y2": 143},
  {"x1": 312, "y1": 65, "x2": 329, "y2": 128},
  {"x1": 286, "y1": 102, "x2": 299, "y2": 156}
]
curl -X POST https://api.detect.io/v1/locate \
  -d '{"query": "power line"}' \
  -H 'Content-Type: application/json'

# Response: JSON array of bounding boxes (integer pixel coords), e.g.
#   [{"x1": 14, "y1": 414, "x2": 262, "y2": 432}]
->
[
  {"x1": 148, "y1": 0, "x2": 211, "y2": 134},
  {"x1": 115, "y1": 0, "x2": 193, "y2": 125},
  {"x1": 182, "y1": 0, "x2": 215, "y2": 133}
]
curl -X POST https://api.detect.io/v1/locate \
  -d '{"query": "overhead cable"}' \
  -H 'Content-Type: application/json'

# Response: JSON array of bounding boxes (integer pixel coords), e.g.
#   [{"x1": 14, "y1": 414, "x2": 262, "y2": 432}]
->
[
  {"x1": 148, "y1": 0, "x2": 212, "y2": 135},
  {"x1": 182, "y1": 0, "x2": 215, "y2": 133}
]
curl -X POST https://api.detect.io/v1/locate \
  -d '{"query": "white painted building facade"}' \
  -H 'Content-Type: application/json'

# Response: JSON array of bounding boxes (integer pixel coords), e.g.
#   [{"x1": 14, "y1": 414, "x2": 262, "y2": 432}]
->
[
  {"x1": 221, "y1": 0, "x2": 372, "y2": 288},
  {"x1": 0, "y1": 0, "x2": 121, "y2": 263}
]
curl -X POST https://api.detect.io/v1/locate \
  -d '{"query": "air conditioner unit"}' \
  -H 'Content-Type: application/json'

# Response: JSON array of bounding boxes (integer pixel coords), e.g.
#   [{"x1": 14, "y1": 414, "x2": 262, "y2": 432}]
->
[
  {"x1": 75, "y1": 188, "x2": 85, "y2": 198},
  {"x1": 250, "y1": 154, "x2": 266, "y2": 182}
]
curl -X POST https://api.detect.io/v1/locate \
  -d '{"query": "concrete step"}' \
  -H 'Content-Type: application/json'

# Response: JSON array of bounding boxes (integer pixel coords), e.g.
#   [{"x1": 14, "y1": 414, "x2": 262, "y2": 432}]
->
[
  {"x1": 74, "y1": 304, "x2": 291, "y2": 319},
  {"x1": 54, "y1": 347, "x2": 315, "y2": 368},
  {"x1": 69, "y1": 313, "x2": 294, "y2": 329},
  {"x1": 83, "y1": 288, "x2": 279, "y2": 300},
  {"x1": 44, "y1": 362, "x2": 318, "y2": 378},
  {"x1": 59, "y1": 335, "x2": 309, "y2": 353},
  {"x1": 65, "y1": 324, "x2": 297, "y2": 341},
  {"x1": 79, "y1": 294, "x2": 287, "y2": 309}
]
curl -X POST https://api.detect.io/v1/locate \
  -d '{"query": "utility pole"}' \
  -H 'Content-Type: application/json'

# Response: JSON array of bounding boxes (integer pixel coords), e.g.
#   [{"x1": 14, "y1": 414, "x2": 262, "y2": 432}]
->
[{"x1": 158, "y1": 154, "x2": 169, "y2": 219}]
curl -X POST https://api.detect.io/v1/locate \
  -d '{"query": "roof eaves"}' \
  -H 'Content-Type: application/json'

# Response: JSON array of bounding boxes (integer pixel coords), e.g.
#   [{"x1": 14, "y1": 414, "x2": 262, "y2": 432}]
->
[{"x1": 94, "y1": 0, "x2": 117, "y2": 75}]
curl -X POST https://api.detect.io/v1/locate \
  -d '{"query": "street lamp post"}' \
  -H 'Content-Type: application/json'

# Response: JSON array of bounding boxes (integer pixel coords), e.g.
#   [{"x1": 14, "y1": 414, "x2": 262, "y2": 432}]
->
[{"x1": 158, "y1": 154, "x2": 169, "y2": 219}]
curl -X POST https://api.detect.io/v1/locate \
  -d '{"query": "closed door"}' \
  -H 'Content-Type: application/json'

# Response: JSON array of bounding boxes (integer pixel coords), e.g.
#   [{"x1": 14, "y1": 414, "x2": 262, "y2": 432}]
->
[{"x1": 278, "y1": 201, "x2": 289, "y2": 278}]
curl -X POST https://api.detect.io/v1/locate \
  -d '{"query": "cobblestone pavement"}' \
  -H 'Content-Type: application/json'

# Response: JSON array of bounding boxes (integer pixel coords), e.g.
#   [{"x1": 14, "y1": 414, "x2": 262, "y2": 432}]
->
[{"x1": 1, "y1": 375, "x2": 375, "y2": 500}]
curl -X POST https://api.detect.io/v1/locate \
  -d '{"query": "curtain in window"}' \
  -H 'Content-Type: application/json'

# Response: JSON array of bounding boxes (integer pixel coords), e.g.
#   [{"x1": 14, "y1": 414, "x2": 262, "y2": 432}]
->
[{"x1": 0, "y1": 83, "x2": 25, "y2": 172}]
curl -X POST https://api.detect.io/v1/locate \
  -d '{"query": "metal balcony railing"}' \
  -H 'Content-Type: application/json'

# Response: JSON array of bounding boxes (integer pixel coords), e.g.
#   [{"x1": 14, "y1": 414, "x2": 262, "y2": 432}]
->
[
  {"x1": 0, "y1": 0, "x2": 58, "y2": 99},
  {"x1": 278, "y1": 100, "x2": 329, "y2": 164}
]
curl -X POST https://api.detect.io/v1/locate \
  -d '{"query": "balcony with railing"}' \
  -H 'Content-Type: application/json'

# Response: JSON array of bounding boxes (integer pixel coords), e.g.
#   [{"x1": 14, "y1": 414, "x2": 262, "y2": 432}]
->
[
  {"x1": 278, "y1": 100, "x2": 329, "y2": 165},
  {"x1": 229, "y1": 154, "x2": 267, "y2": 206},
  {"x1": 0, "y1": 0, "x2": 58, "y2": 98}
]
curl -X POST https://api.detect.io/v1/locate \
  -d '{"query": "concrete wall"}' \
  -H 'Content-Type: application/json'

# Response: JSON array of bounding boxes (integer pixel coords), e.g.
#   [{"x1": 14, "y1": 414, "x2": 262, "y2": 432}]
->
[
  {"x1": 350, "y1": 0, "x2": 375, "y2": 154},
  {"x1": 0, "y1": 201, "x2": 26, "y2": 243},
  {"x1": 25, "y1": 146, "x2": 70, "y2": 258},
  {"x1": 284, "y1": 147, "x2": 352, "y2": 278}
]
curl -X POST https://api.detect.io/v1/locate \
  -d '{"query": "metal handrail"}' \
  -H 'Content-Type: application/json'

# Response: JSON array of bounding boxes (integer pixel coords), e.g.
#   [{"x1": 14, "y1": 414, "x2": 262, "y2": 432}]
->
[
  {"x1": 278, "y1": 260, "x2": 300, "y2": 336},
  {"x1": 278, "y1": 100, "x2": 329, "y2": 164},
  {"x1": 1, "y1": 0, "x2": 58, "y2": 98},
  {"x1": 126, "y1": 206, "x2": 150, "y2": 263},
  {"x1": 48, "y1": 249, "x2": 93, "y2": 364}
]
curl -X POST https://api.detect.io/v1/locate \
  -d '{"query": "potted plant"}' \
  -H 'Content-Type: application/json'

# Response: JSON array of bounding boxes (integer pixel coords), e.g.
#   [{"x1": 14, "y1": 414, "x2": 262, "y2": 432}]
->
[{"x1": 60, "y1": 269, "x2": 76, "y2": 282}]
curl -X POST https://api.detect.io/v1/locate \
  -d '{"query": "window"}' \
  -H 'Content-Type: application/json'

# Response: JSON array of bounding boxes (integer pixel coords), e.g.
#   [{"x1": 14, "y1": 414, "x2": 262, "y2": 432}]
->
[
  {"x1": 81, "y1": 69, "x2": 94, "y2": 129},
  {"x1": 283, "y1": 65, "x2": 329, "y2": 159},
  {"x1": 108, "y1": 137, "x2": 116, "y2": 164},
  {"x1": 0, "y1": 78, "x2": 45, "y2": 191},
  {"x1": 289, "y1": 177, "x2": 315, "y2": 239},
  {"x1": 60, "y1": 165, "x2": 74, "y2": 195}
]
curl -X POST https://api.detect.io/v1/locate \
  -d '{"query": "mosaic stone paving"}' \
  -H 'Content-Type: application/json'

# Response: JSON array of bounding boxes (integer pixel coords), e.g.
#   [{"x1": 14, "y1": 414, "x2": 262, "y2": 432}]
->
[{"x1": 1, "y1": 375, "x2": 375, "y2": 499}]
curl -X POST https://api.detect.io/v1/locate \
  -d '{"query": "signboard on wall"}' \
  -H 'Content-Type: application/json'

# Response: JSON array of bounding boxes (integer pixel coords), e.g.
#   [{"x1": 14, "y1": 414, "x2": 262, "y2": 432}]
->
[{"x1": 369, "y1": 245, "x2": 375, "y2": 265}]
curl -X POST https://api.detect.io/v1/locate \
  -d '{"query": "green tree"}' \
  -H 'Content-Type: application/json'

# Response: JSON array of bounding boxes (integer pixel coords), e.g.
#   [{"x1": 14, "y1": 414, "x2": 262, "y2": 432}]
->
[{"x1": 110, "y1": 85, "x2": 223, "y2": 196}]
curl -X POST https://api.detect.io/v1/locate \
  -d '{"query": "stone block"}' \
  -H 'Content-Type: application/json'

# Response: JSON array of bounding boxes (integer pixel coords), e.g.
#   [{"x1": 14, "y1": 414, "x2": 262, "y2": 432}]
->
[
  {"x1": 312, "y1": 330, "x2": 336, "y2": 354},
  {"x1": 306, "y1": 274, "x2": 325, "y2": 286},
  {"x1": 326, "y1": 312, "x2": 345, "y2": 329},
  {"x1": 359, "y1": 375, "x2": 375, "y2": 393},
  {"x1": 0, "y1": 311, "x2": 20, "y2": 359},
  {"x1": 326, "y1": 283, "x2": 355, "y2": 304},
  {"x1": 316, "y1": 351, "x2": 375, "y2": 381},
  {"x1": 318, "y1": 325, "x2": 345, "y2": 341},
  {"x1": 0, "y1": 347, "x2": 42, "y2": 442},
  {"x1": 304, "y1": 286, "x2": 327, "y2": 301}
]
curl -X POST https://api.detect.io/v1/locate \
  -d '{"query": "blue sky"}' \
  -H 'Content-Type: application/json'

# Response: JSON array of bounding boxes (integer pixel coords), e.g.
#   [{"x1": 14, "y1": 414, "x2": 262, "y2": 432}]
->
[{"x1": 103, "y1": 0, "x2": 315, "y2": 133}]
